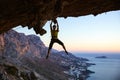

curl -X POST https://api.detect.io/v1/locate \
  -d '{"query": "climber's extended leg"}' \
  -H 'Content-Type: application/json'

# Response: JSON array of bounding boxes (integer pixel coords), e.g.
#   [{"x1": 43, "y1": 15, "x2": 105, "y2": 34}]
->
[
  {"x1": 57, "y1": 39, "x2": 68, "y2": 55},
  {"x1": 46, "y1": 40, "x2": 54, "y2": 59}
]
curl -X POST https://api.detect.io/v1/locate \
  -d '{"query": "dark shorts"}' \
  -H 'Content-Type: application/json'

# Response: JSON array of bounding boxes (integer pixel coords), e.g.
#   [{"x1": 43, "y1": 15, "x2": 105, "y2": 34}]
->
[{"x1": 48, "y1": 38, "x2": 63, "y2": 49}]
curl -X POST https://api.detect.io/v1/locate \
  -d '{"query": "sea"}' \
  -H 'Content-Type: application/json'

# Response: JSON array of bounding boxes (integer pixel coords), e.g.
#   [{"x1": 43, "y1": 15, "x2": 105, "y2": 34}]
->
[{"x1": 74, "y1": 53, "x2": 120, "y2": 80}]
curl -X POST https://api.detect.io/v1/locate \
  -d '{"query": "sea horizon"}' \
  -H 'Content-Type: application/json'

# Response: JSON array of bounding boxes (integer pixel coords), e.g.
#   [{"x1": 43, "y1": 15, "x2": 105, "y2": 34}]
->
[
  {"x1": 73, "y1": 52, "x2": 120, "y2": 80},
  {"x1": 73, "y1": 52, "x2": 120, "y2": 59}
]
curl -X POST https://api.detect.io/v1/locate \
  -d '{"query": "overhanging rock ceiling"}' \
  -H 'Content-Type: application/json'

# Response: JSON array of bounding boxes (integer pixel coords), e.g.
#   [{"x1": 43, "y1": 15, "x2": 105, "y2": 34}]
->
[{"x1": 0, "y1": 0, "x2": 120, "y2": 35}]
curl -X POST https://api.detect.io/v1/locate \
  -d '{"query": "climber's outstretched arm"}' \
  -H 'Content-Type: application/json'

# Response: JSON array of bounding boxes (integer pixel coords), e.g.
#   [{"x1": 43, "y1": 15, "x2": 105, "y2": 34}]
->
[
  {"x1": 50, "y1": 21, "x2": 52, "y2": 31},
  {"x1": 56, "y1": 20, "x2": 59, "y2": 31}
]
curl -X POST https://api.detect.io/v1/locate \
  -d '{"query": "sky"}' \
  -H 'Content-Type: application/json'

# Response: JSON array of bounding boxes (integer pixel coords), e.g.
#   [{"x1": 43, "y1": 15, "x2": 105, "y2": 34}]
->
[{"x1": 14, "y1": 10, "x2": 120, "y2": 53}]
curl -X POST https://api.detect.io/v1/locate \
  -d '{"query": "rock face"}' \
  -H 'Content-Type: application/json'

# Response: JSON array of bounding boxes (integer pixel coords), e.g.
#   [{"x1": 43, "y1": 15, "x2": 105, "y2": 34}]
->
[
  {"x1": 0, "y1": 0, "x2": 120, "y2": 35},
  {"x1": 0, "y1": 30, "x2": 92, "y2": 80},
  {"x1": 1, "y1": 30, "x2": 46, "y2": 58}
]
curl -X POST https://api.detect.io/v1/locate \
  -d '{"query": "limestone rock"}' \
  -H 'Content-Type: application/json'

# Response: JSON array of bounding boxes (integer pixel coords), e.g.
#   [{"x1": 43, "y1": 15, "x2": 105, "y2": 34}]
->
[
  {"x1": 0, "y1": 0, "x2": 120, "y2": 35},
  {"x1": 0, "y1": 30, "x2": 96, "y2": 80}
]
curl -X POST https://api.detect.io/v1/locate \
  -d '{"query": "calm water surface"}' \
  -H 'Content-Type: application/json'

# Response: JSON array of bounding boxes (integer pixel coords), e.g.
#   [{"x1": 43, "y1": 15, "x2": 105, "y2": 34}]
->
[{"x1": 75, "y1": 53, "x2": 120, "y2": 80}]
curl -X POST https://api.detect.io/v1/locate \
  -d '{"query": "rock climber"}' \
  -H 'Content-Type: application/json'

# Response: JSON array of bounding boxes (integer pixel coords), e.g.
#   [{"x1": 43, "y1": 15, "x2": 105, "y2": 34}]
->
[{"x1": 46, "y1": 19, "x2": 68, "y2": 59}]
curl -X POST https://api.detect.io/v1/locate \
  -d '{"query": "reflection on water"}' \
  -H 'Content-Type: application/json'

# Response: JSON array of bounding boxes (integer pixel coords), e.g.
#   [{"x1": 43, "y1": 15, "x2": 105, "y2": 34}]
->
[{"x1": 76, "y1": 53, "x2": 120, "y2": 80}]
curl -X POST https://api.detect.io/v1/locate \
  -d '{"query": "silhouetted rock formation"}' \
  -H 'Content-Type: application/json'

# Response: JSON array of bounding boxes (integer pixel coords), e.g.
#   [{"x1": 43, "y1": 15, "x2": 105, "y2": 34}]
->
[
  {"x1": 0, "y1": 0, "x2": 120, "y2": 35},
  {"x1": 0, "y1": 30, "x2": 93, "y2": 80}
]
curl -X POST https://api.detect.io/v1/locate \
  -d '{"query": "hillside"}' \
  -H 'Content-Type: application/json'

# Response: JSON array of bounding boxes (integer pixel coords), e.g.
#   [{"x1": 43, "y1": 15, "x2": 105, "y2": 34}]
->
[{"x1": 0, "y1": 30, "x2": 93, "y2": 80}]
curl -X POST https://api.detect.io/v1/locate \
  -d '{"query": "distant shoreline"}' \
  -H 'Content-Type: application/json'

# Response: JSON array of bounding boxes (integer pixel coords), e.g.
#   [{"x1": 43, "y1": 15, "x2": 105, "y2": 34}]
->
[
  {"x1": 73, "y1": 53, "x2": 120, "y2": 59},
  {"x1": 95, "y1": 56, "x2": 107, "y2": 59}
]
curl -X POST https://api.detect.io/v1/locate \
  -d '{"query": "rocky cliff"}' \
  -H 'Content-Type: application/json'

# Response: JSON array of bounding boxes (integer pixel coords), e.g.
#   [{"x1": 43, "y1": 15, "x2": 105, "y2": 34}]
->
[
  {"x1": 0, "y1": 0, "x2": 120, "y2": 35},
  {"x1": 0, "y1": 30, "x2": 91, "y2": 80}
]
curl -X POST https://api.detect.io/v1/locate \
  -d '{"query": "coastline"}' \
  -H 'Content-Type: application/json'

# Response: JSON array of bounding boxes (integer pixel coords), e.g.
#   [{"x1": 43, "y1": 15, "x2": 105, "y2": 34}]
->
[{"x1": 74, "y1": 53, "x2": 120, "y2": 80}]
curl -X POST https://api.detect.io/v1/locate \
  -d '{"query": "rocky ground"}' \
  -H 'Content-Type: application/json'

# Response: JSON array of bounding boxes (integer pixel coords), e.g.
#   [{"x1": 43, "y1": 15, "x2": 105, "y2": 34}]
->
[{"x1": 0, "y1": 30, "x2": 94, "y2": 80}]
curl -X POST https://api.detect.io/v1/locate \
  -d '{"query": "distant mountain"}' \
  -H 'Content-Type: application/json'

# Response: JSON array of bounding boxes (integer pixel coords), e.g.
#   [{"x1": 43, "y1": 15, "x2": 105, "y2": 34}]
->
[{"x1": 0, "y1": 30, "x2": 92, "y2": 80}]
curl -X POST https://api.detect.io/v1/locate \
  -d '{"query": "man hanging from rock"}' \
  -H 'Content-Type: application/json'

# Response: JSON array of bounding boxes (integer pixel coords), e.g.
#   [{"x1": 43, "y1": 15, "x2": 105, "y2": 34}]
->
[{"x1": 46, "y1": 19, "x2": 68, "y2": 59}]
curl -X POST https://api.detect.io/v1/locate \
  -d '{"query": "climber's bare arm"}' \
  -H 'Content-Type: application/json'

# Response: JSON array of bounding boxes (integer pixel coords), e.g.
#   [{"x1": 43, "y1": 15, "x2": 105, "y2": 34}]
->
[
  {"x1": 50, "y1": 21, "x2": 52, "y2": 30},
  {"x1": 56, "y1": 20, "x2": 59, "y2": 31}
]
